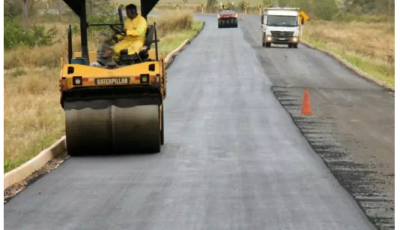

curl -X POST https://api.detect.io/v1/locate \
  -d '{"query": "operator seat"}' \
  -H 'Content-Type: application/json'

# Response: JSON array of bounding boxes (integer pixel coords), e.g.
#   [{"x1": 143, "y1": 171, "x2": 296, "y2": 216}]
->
[
  {"x1": 118, "y1": 25, "x2": 156, "y2": 64},
  {"x1": 138, "y1": 25, "x2": 156, "y2": 60}
]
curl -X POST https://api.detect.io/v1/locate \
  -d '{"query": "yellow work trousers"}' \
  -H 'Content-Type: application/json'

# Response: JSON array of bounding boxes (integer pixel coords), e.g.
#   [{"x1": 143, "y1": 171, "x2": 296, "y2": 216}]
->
[{"x1": 113, "y1": 38, "x2": 145, "y2": 55}]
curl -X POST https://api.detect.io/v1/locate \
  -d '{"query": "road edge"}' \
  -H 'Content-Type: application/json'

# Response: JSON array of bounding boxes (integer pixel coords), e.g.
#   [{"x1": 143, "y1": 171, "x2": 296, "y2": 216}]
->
[
  {"x1": 301, "y1": 40, "x2": 395, "y2": 92},
  {"x1": 165, "y1": 21, "x2": 205, "y2": 68},
  {"x1": 3, "y1": 21, "x2": 206, "y2": 192},
  {"x1": 4, "y1": 137, "x2": 66, "y2": 190}
]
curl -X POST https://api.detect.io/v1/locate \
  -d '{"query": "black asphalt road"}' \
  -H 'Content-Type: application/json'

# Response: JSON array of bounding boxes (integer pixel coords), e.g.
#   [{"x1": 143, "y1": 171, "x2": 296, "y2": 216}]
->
[{"x1": 5, "y1": 15, "x2": 380, "y2": 230}]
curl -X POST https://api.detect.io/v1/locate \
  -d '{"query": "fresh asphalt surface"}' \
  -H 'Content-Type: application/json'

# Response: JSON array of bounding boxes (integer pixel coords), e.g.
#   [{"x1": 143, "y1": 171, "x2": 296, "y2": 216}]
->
[{"x1": 5, "y1": 15, "x2": 379, "y2": 230}]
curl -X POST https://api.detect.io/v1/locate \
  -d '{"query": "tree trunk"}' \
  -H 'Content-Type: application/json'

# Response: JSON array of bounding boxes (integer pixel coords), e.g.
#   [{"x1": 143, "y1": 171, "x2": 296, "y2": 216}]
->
[
  {"x1": 388, "y1": 0, "x2": 393, "y2": 14},
  {"x1": 56, "y1": 0, "x2": 62, "y2": 21},
  {"x1": 23, "y1": 0, "x2": 29, "y2": 28},
  {"x1": 88, "y1": 0, "x2": 92, "y2": 16}
]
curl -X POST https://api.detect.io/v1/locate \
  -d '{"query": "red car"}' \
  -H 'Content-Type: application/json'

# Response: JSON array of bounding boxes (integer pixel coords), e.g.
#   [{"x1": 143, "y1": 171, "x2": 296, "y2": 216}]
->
[{"x1": 217, "y1": 10, "x2": 238, "y2": 28}]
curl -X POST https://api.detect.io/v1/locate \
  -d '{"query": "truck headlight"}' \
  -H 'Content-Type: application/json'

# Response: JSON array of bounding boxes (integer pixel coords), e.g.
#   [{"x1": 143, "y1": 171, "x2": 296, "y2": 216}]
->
[
  {"x1": 292, "y1": 37, "x2": 298, "y2": 42},
  {"x1": 267, "y1": 36, "x2": 272, "y2": 41}
]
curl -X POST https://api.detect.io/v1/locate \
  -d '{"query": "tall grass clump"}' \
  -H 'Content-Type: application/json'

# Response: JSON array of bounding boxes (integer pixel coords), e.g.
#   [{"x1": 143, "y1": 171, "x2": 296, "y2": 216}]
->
[
  {"x1": 149, "y1": 10, "x2": 195, "y2": 37},
  {"x1": 4, "y1": 68, "x2": 65, "y2": 172}
]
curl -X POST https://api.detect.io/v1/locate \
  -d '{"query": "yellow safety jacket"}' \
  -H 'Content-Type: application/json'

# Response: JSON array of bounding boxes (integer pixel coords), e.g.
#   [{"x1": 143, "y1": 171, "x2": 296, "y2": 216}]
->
[{"x1": 118, "y1": 14, "x2": 147, "y2": 41}]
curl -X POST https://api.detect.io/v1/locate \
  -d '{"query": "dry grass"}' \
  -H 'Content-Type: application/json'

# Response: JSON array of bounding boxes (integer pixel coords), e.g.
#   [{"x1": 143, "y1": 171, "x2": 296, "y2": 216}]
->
[
  {"x1": 4, "y1": 39, "x2": 95, "y2": 70},
  {"x1": 149, "y1": 10, "x2": 203, "y2": 56},
  {"x1": 4, "y1": 11, "x2": 202, "y2": 173},
  {"x1": 4, "y1": 68, "x2": 65, "y2": 172},
  {"x1": 149, "y1": 10, "x2": 195, "y2": 37},
  {"x1": 302, "y1": 20, "x2": 394, "y2": 86}
]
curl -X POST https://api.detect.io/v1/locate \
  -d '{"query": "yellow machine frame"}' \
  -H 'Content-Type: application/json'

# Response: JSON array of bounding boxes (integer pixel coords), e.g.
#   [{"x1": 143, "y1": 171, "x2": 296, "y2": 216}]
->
[{"x1": 59, "y1": 0, "x2": 166, "y2": 155}]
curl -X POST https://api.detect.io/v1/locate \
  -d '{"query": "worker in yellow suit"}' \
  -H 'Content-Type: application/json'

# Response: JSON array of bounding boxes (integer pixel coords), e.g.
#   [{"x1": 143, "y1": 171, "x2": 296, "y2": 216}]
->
[{"x1": 113, "y1": 4, "x2": 147, "y2": 56}]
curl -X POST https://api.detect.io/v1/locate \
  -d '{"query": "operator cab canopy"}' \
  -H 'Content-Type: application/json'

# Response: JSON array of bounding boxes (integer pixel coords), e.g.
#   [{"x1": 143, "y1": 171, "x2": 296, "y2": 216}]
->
[
  {"x1": 62, "y1": 0, "x2": 160, "y2": 65},
  {"x1": 62, "y1": 0, "x2": 159, "y2": 19}
]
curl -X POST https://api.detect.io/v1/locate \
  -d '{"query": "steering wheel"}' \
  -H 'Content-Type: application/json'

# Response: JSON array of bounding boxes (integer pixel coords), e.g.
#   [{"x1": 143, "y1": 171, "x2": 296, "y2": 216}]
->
[
  {"x1": 109, "y1": 24, "x2": 126, "y2": 43},
  {"x1": 110, "y1": 24, "x2": 126, "y2": 36}
]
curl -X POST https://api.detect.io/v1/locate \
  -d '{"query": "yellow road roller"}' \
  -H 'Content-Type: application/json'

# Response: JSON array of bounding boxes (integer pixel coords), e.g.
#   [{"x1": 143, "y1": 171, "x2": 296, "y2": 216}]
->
[{"x1": 59, "y1": 0, "x2": 166, "y2": 155}]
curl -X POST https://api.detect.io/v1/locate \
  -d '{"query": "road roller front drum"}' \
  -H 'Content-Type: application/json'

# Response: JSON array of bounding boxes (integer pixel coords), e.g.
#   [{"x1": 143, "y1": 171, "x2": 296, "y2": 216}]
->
[{"x1": 65, "y1": 99, "x2": 161, "y2": 156}]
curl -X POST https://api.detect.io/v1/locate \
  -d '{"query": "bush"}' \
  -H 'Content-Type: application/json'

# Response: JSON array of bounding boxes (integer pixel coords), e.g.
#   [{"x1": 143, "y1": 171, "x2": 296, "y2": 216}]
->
[
  {"x1": 4, "y1": 0, "x2": 23, "y2": 18},
  {"x1": 5, "y1": 17, "x2": 58, "y2": 50},
  {"x1": 87, "y1": 13, "x2": 121, "y2": 36},
  {"x1": 85, "y1": 1, "x2": 121, "y2": 37},
  {"x1": 312, "y1": 0, "x2": 338, "y2": 20}
]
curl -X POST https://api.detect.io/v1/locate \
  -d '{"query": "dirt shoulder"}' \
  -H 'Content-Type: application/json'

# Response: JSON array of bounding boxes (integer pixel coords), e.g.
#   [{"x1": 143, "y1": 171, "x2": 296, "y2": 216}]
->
[{"x1": 272, "y1": 86, "x2": 394, "y2": 230}]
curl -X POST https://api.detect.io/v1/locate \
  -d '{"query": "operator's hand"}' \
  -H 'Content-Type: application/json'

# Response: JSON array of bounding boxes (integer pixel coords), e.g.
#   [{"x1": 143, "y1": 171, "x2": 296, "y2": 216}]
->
[{"x1": 116, "y1": 34, "x2": 124, "y2": 41}]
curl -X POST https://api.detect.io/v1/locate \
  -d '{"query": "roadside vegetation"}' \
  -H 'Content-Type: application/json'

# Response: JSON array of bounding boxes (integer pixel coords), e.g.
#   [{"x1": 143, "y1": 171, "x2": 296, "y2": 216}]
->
[
  {"x1": 302, "y1": 18, "x2": 394, "y2": 86},
  {"x1": 4, "y1": 0, "x2": 202, "y2": 173},
  {"x1": 298, "y1": 0, "x2": 395, "y2": 86},
  {"x1": 147, "y1": 0, "x2": 395, "y2": 86}
]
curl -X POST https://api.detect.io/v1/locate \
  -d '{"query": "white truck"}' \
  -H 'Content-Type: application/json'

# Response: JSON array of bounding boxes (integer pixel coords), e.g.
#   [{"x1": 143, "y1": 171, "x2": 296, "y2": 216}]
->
[{"x1": 261, "y1": 7, "x2": 304, "y2": 48}]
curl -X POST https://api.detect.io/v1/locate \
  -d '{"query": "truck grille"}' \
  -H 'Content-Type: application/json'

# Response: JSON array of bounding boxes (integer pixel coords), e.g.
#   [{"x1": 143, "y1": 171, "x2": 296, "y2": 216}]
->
[{"x1": 271, "y1": 31, "x2": 294, "y2": 37}]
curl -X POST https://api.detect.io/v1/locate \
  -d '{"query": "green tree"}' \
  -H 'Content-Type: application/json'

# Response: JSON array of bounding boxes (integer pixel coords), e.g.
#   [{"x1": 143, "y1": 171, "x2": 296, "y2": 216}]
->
[
  {"x1": 5, "y1": 0, "x2": 23, "y2": 18},
  {"x1": 237, "y1": 1, "x2": 246, "y2": 10},
  {"x1": 262, "y1": 0, "x2": 277, "y2": 7},
  {"x1": 206, "y1": 0, "x2": 219, "y2": 12},
  {"x1": 343, "y1": 0, "x2": 393, "y2": 14},
  {"x1": 207, "y1": 0, "x2": 218, "y2": 7},
  {"x1": 312, "y1": 0, "x2": 338, "y2": 20}
]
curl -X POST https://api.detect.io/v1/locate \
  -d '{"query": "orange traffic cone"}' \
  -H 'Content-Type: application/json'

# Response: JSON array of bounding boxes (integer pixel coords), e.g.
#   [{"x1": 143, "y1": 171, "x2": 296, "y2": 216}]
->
[{"x1": 301, "y1": 88, "x2": 312, "y2": 115}]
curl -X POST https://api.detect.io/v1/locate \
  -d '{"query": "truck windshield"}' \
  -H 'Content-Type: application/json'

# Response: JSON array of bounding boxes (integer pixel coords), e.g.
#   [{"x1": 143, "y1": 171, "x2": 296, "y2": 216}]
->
[{"x1": 266, "y1": 16, "x2": 298, "y2": 27}]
